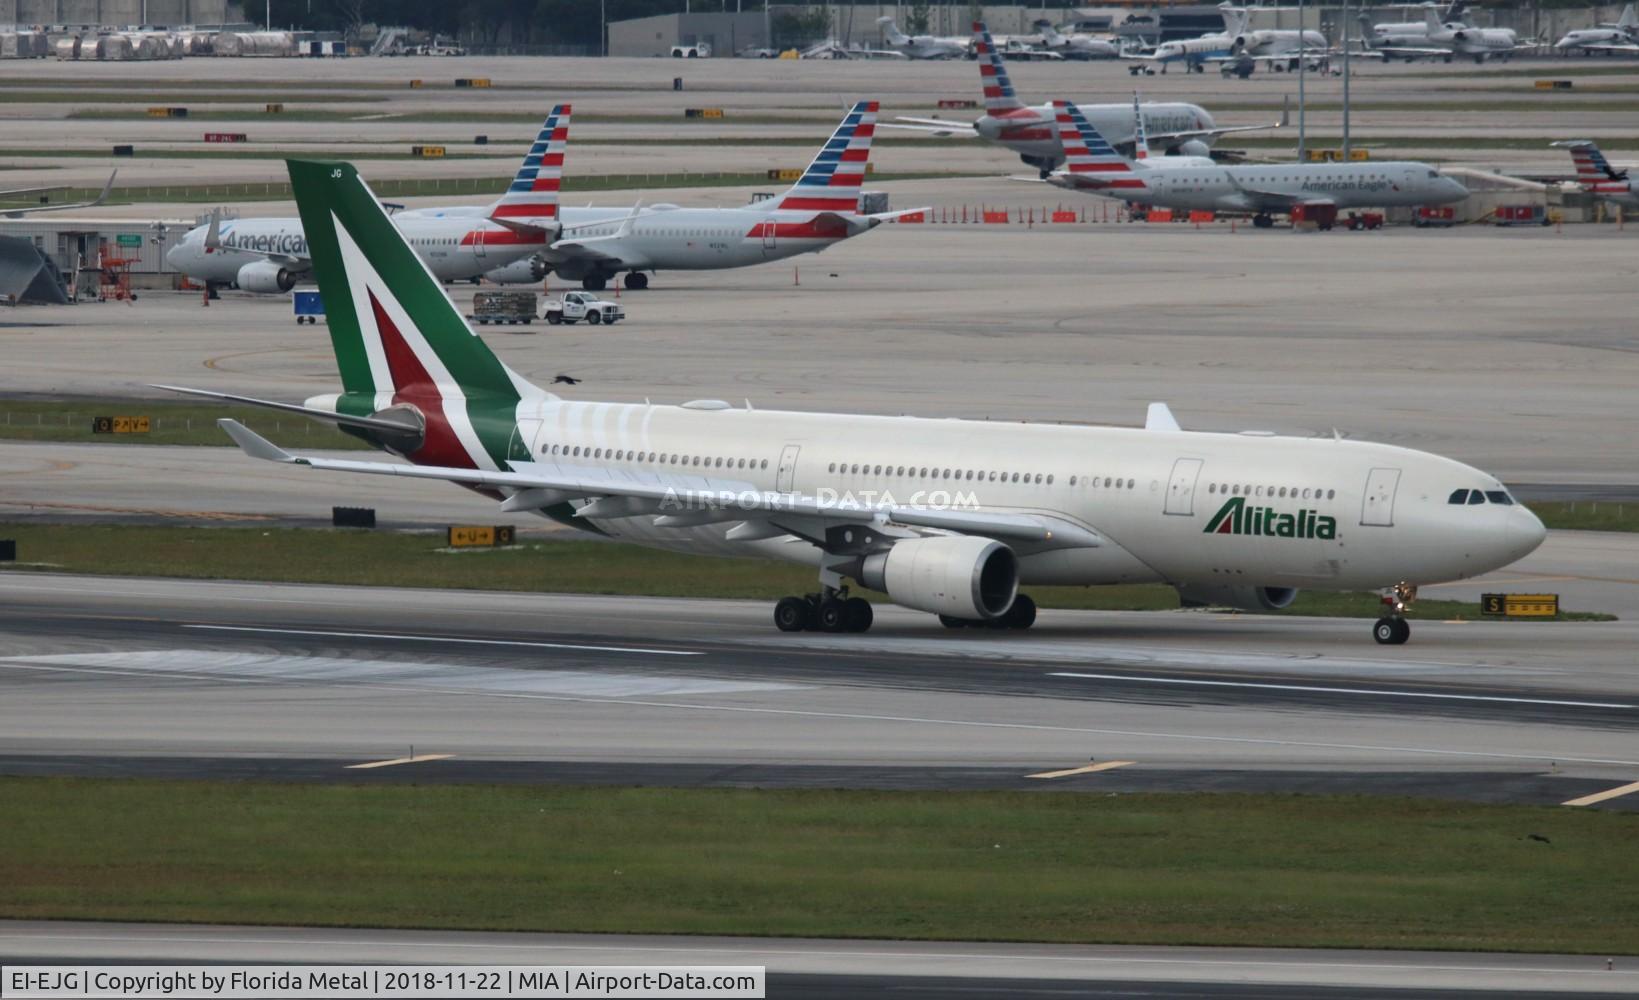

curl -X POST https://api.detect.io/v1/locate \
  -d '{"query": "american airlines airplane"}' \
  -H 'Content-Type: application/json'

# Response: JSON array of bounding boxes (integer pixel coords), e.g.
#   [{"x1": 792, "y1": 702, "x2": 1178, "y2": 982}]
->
[
  {"x1": 1553, "y1": 140, "x2": 1639, "y2": 210},
  {"x1": 165, "y1": 107, "x2": 576, "y2": 293},
  {"x1": 436, "y1": 102, "x2": 922, "y2": 291},
  {"x1": 1554, "y1": 3, "x2": 1638, "y2": 54},
  {"x1": 875, "y1": 17, "x2": 968, "y2": 59},
  {"x1": 1044, "y1": 101, "x2": 1468, "y2": 228},
  {"x1": 167, "y1": 156, "x2": 1545, "y2": 646},
  {"x1": 888, "y1": 22, "x2": 1278, "y2": 176}
]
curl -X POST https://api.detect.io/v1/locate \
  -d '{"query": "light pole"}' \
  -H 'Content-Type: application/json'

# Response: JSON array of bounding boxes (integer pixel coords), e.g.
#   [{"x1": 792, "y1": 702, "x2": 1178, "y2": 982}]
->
[
  {"x1": 1296, "y1": 0, "x2": 1306, "y2": 163},
  {"x1": 1342, "y1": 0, "x2": 1352, "y2": 159}
]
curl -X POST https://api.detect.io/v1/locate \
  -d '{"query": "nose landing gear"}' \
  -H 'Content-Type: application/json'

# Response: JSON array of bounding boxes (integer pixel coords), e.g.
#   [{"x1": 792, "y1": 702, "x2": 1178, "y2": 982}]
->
[{"x1": 1374, "y1": 582, "x2": 1417, "y2": 645}]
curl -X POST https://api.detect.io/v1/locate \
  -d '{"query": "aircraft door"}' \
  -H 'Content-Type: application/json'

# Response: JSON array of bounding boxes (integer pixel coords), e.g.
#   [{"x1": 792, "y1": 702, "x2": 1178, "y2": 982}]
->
[
  {"x1": 471, "y1": 229, "x2": 487, "y2": 259},
  {"x1": 776, "y1": 444, "x2": 800, "y2": 492},
  {"x1": 1164, "y1": 457, "x2": 1204, "y2": 516},
  {"x1": 1360, "y1": 467, "x2": 1401, "y2": 526},
  {"x1": 761, "y1": 220, "x2": 777, "y2": 253}
]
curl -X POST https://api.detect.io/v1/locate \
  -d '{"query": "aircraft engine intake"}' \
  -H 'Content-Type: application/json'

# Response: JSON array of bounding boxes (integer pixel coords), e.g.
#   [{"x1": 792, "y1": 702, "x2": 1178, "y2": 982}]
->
[
  {"x1": 236, "y1": 260, "x2": 297, "y2": 294},
  {"x1": 1175, "y1": 583, "x2": 1299, "y2": 611},
  {"x1": 858, "y1": 535, "x2": 1018, "y2": 620},
  {"x1": 484, "y1": 256, "x2": 550, "y2": 284}
]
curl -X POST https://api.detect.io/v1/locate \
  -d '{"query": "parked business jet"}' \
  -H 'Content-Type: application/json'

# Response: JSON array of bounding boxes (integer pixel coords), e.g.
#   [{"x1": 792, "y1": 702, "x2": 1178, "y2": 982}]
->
[
  {"x1": 1044, "y1": 101, "x2": 1468, "y2": 227},
  {"x1": 876, "y1": 17, "x2": 968, "y2": 59},
  {"x1": 1035, "y1": 20, "x2": 1119, "y2": 59},
  {"x1": 1555, "y1": 4, "x2": 1638, "y2": 54},
  {"x1": 888, "y1": 22, "x2": 1278, "y2": 176},
  {"x1": 1553, "y1": 140, "x2": 1639, "y2": 210},
  {"x1": 461, "y1": 102, "x2": 921, "y2": 291},
  {"x1": 169, "y1": 156, "x2": 1544, "y2": 644},
  {"x1": 165, "y1": 107, "x2": 576, "y2": 293},
  {"x1": 0, "y1": 171, "x2": 116, "y2": 218},
  {"x1": 1362, "y1": 6, "x2": 1519, "y2": 63}
]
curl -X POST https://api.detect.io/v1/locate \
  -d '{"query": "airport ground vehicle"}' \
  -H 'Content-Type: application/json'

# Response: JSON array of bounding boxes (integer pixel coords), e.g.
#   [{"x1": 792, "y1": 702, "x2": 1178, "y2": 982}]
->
[
  {"x1": 469, "y1": 290, "x2": 537, "y2": 325},
  {"x1": 1345, "y1": 211, "x2": 1385, "y2": 231},
  {"x1": 544, "y1": 291, "x2": 623, "y2": 325},
  {"x1": 292, "y1": 290, "x2": 324, "y2": 324}
]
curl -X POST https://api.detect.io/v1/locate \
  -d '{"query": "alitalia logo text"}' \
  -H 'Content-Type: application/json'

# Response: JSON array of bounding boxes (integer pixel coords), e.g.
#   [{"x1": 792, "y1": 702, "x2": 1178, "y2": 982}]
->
[{"x1": 1203, "y1": 496, "x2": 1336, "y2": 540}]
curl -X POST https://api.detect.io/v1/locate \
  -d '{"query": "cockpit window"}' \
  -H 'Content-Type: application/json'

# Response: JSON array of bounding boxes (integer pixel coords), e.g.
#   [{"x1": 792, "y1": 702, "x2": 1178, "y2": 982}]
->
[
  {"x1": 1448, "y1": 489, "x2": 1470, "y2": 504},
  {"x1": 1484, "y1": 490, "x2": 1514, "y2": 506},
  {"x1": 1467, "y1": 491, "x2": 1486, "y2": 505}
]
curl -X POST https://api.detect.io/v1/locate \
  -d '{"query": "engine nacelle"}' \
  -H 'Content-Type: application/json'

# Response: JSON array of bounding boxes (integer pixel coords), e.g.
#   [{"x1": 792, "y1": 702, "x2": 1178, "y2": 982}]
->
[
  {"x1": 1175, "y1": 139, "x2": 1212, "y2": 158},
  {"x1": 484, "y1": 255, "x2": 549, "y2": 284},
  {"x1": 858, "y1": 536, "x2": 1018, "y2": 620},
  {"x1": 236, "y1": 260, "x2": 297, "y2": 294},
  {"x1": 1175, "y1": 584, "x2": 1298, "y2": 611}
]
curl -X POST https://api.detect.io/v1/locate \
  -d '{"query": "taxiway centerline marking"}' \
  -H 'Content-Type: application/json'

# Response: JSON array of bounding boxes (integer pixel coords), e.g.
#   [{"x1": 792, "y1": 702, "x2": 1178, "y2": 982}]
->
[
  {"x1": 1026, "y1": 760, "x2": 1135, "y2": 780},
  {"x1": 1047, "y1": 672, "x2": 1634, "y2": 710},
  {"x1": 181, "y1": 624, "x2": 702, "y2": 657},
  {"x1": 347, "y1": 754, "x2": 456, "y2": 770},
  {"x1": 1562, "y1": 779, "x2": 1639, "y2": 807}
]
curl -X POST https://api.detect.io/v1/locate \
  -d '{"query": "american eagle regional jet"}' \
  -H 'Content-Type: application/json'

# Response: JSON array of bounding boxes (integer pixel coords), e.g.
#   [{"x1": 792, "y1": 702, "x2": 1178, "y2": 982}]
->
[{"x1": 163, "y1": 157, "x2": 1544, "y2": 645}]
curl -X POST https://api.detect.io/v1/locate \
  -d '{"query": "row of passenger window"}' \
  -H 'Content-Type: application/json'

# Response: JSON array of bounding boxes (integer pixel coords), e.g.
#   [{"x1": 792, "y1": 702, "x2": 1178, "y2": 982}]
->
[
  {"x1": 1448, "y1": 489, "x2": 1514, "y2": 506},
  {"x1": 828, "y1": 462, "x2": 1057, "y2": 485},
  {"x1": 545, "y1": 442, "x2": 770, "y2": 471},
  {"x1": 1208, "y1": 483, "x2": 1336, "y2": 501}
]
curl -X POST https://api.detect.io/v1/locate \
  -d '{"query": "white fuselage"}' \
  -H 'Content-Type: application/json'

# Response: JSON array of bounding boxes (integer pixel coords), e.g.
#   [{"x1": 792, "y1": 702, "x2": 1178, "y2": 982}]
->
[
  {"x1": 1057, "y1": 162, "x2": 1469, "y2": 213},
  {"x1": 1555, "y1": 27, "x2": 1637, "y2": 50},
  {"x1": 166, "y1": 215, "x2": 543, "y2": 288},
  {"x1": 553, "y1": 204, "x2": 867, "y2": 280},
  {"x1": 455, "y1": 398, "x2": 1544, "y2": 592},
  {"x1": 979, "y1": 102, "x2": 1216, "y2": 165},
  {"x1": 1242, "y1": 29, "x2": 1329, "y2": 59}
]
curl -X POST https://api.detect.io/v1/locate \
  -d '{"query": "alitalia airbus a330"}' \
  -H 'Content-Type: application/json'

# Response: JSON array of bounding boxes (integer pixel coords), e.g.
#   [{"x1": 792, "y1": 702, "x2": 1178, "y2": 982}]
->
[{"x1": 161, "y1": 158, "x2": 1545, "y2": 645}]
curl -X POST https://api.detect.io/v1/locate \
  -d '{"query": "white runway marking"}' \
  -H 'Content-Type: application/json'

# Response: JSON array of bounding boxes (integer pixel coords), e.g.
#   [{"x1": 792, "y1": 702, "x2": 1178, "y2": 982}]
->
[
  {"x1": 3, "y1": 650, "x2": 798, "y2": 699},
  {"x1": 182, "y1": 624, "x2": 701, "y2": 657},
  {"x1": 1047, "y1": 671, "x2": 1635, "y2": 710},
  {"x1": 3, "y1": 652, "x2": 1632, "y2": 768}
]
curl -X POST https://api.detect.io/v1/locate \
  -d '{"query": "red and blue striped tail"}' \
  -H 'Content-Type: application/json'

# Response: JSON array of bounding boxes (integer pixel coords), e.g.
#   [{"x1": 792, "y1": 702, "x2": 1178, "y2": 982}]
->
[
  {"x1": 775, "y1": 100, "x2": 878, "y2": 213},
  {"x1": 489, "y1": 104, "x2": 569, "y2": 221},
  {"x1": 1056, "y1": 100, "x2": 1146, "y2": 188},
  {"x1": 973, "y1": 22, "x2": 1024, "y2": 114}
]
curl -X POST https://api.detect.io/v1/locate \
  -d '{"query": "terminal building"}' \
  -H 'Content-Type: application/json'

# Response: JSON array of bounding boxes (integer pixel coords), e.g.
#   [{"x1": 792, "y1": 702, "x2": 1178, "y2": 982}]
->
[{"x1": 0, "y1": 0, "x2": 235, "y2": 25}]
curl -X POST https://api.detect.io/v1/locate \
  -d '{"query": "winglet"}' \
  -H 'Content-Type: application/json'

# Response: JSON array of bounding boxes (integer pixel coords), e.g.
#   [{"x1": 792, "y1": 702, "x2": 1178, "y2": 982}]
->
[
  {"x1": 203, "y1": 208, "x2": 222, "y2": 251},
  {"x1": 92, "y1": 169, "x2": 117, "y2": 208},
  {"x1": 1145, "y1": 402, "x2": 1182, "y2": 432},
  {"x1": 218, "y1": 418, "x2": 298, "y2": 463}
]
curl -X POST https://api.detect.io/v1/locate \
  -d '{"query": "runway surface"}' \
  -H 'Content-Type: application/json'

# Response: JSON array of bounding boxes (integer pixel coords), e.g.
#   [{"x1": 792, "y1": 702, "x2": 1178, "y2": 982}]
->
[
  {"x1": 1, "y1": 573, "x2": 1635, "y2": 808},
  {"x1": 2, "y1": 921, "x2": 1633, "y2": 998}
]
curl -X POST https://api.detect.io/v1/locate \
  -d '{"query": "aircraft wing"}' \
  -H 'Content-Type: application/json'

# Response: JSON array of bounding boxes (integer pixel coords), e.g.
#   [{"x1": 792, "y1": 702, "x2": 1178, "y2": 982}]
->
[
  {"x1": 0, "y1": 170, "x2": 116, "y2": 218},
  {"x1": 218, "y1": 419, "x2": 1102, "y2": 551},
  {"x1": 883, "y1": 117, "x2": 979, "y2": 138},
  {"x1": 1148, "y1": 104, "x2": 1288, "y2": 147},
  {"x1": 1367, "y1": 44, "x2": 1457, "y2": 56},
  {"x1": 1580, "y1": 41, "x2": 1639, "y2": 52},
  {"x1": 541, "y1": 239, "x2": 628, "y2": 266}
]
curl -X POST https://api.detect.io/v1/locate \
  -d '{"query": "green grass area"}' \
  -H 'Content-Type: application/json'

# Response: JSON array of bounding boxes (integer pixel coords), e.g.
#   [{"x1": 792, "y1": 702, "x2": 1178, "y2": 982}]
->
[
  {"x1": 3, "y1": 778, "x2": 1635, "y2": 951},
  {"x1": 1532, "y1": 499, "x2": 1639, "y2": 532},
  {"x1": 11, "y1": 169, "x2": 978, "y2": 207},
  {"x1": 1233, "y1": 134, "x2": 1639, "y2": 151},
  {"x1": 0, "y1": 522, "x2": 1611, "y2": 620},
  {"x1": 64, "y1": 109, "x2": 841, "y2": 125},
  {"x1": 0, "y1": 400, "x2": 365, "y2": 449},
  {"x1": 6, "y1": 90, "x2": 386, "y2": 105}
]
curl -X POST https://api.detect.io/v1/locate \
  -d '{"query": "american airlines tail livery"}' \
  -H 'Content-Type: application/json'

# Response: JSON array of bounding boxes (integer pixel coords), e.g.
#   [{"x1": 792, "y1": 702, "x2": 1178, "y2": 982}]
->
[{"x1": 163, "y1": 157, "x2": 1544, "y2": 645}]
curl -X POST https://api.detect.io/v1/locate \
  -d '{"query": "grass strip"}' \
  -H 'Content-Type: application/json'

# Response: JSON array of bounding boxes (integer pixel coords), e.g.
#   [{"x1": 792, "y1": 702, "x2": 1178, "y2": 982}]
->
[
  {"x1": 3, "y1": 170, "x2": 978, "y2": 206},
  {"x1": 0, "y1": 400, "x2": 365, "y2": 449},
  {"x1": 3, "y1": 778, "x2": 1636, "y2": 952},
  {"x1": 0, "y1": 522, "x2": 1612, "y2": 620},
  {"x1": 1532, "y1": 500, "x2": 1639, "y2": 532}
]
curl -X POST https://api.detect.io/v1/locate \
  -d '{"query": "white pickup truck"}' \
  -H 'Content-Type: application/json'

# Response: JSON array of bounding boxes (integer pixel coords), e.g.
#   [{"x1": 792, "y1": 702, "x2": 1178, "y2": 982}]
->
[{"x1": 544, "y1": 291, "x2": 624, "y2": 326}]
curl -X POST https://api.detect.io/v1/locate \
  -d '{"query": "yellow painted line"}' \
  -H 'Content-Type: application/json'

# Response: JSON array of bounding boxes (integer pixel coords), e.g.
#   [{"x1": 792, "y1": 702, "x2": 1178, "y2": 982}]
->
[
  {"x1": 347, "y1": 754, "x2": 456, "y2": 770},
  {"x1": 1562, "y1": 779, "x2": 1639, "y2": 807},
  {"x1": 1026, "y1": 760, "x2": 1135, "y2": 780}
]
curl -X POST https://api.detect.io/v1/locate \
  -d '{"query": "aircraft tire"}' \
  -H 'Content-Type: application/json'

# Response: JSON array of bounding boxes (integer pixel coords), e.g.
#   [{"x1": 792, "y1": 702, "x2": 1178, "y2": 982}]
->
[
  {"x1": 582, "y1": 275, "x2": 607, "y2": 291},
  {"x1": 844, "y1": 597, "x2": 874, "y2": 633},
  {"x1": 775, "y1": 596, "x2": 812, "y2": 632},
  {"x1": 1373, "y1": 617, "x2": 1410, "y2": 645},
  {"x1": 817, "y1": 598, "x2": 849, "y2": 633},
  {"x1": 625, "y1": 272, "x2": 649, "y2": 290}
]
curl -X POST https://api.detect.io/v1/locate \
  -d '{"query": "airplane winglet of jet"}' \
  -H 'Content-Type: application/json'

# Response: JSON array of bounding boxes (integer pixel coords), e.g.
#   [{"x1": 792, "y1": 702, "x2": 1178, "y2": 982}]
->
[
  {"x1": 1145, "y1": 402, "x2": 1182, "y2": 432},
  {"x1": 0, "y1": 169, "x2": 117, "y2": 218}
]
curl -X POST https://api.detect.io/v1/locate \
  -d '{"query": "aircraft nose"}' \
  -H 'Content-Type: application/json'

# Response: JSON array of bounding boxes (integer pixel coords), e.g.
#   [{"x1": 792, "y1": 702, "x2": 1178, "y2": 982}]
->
[
  {"x1": 1510, "y1": 505, "x2": 1548, "y2": 560},
  {"x1": 164, "y1": 242, "x2": 182, "y2": 269}
]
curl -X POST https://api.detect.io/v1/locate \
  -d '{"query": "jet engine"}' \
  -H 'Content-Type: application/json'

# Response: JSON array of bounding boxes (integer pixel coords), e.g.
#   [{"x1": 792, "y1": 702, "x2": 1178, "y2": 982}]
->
[
  {"x1": 484, "y1": 255, "x2": 549, "y2": 285},
  {"x1": 857, "y1": 535, "x2": 1018, "y2": 620},
  {"x1": 1175, "y1": 584, "x2": 1298, "y2": 611},
  {"x1": 1175, "y1": 139, "x2": 1213, "y2": 158},
  {"x1": 235, "y1": 260, "x2": 297, "y2": 294}
]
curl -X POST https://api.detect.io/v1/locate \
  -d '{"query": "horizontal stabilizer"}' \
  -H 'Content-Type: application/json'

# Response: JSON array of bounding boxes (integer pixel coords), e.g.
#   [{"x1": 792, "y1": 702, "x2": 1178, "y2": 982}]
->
[{"x1": 152, "y1": 384, "x2": 425, "y2": 436}]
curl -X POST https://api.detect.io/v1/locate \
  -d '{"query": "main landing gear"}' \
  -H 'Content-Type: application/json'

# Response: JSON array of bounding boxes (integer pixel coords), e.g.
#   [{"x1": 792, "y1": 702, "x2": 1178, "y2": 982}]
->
[
  {"x1": 1373, "y1": 582, "x2": 1417, "y2": 645},
  {"x1": 774, "y1": 588, "x2": 875, "y2": 633},
  {"x1": 939, "y1": 594, "x2": 1038, "y2": 631},
  {"x1": 624, "y1": 271, "x2": 649, "y2": 290},
  {"x1": 1252, "y1": 213, "x2": 1276, "y2": 229}
]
